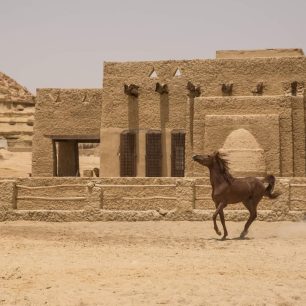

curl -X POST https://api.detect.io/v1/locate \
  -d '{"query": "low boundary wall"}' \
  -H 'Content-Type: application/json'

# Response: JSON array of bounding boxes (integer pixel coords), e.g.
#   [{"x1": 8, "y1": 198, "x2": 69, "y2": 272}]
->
[{"x1": 0, "y1": 177, "x2": 305, "y2": 222}]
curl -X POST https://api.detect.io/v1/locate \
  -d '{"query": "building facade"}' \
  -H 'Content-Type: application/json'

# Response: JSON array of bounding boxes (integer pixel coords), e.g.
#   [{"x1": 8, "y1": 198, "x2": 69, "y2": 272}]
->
[{"x1": 32, "y1": 48, "x2": 306, "y2": 178}]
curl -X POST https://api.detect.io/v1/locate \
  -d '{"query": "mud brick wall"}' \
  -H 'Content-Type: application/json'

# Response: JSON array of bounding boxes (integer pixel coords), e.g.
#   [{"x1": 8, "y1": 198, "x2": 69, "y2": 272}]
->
[
  {"x1": 101, "y1": 56, "x2": 306, "y2": 177},
  {"x1": 0, "y1": 177, "x2": 305, "y2": 221},
  {"x1": 192, "y1": 96, "x2": 305, "y2": 177},
  {"x1": 32, "y1": 89, "x2": 102, "y2": 176},
  {"x1": 0, "y1": 180, "x2": 16, "y2": 210}
]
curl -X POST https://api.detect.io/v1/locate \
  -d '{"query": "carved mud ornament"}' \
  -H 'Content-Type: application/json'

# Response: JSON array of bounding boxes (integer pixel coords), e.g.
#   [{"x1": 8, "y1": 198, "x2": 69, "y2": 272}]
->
[
  {"x1": 186, "y1": 81, "x2": 201, "y2": 98},
  {"x1": 124, "y1": 84, "x2": 139, "y2": 98},
  {"x1": 55, "y1": 91, "x2": 61, "y2": 102},
  {"x1": 282, "y1": 81, "x2": 304, "y2": 96},
  {"x1": 251, "y1": 82, "x2": 264, "y2": 95},
  {"x1": 82, "y1": 92, "x2": 88, "y2": 103},
  {"x1": 290, "y1": 81, "x2": 304, "y2": 96},
  {"x1": 155, "y1": 82, "x2": 169, "y2": 95},
  {"x1": 290, "y1": 81, "x2": 298, "y2": 96},
  {"x1": 221, "y1": 82, "x2": 233, "y2": 95}
]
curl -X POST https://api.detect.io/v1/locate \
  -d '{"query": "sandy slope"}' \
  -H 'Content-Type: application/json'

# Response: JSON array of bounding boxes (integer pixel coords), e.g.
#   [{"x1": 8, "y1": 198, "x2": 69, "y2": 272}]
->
[{"x1": 0, "y1": 221, "x2": 305, "y2": 306}]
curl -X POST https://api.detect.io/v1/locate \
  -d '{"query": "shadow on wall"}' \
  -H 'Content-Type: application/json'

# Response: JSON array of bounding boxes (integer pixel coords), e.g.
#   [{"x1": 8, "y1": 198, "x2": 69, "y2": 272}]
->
[
  {"x1": 160, "y1": 94, "x2": 169, "y2": 128},
  {"x1": 128, "y1": 96, "x2": 139, "y2": 130},
  {"x1": 160, "y1": 94, "x2": 169, "y2": 176}
]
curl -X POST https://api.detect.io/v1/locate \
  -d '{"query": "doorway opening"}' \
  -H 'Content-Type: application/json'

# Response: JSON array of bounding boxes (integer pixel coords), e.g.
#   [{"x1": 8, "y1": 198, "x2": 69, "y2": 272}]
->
[{"x1": 52, "y1": 137, "x2": 100, "y2": 177}]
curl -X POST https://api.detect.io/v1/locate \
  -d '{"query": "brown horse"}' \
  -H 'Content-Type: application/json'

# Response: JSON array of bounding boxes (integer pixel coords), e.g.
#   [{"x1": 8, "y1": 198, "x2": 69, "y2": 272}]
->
[{"x1": 192, "y1": 152, "x2": 279, "y2": 239}]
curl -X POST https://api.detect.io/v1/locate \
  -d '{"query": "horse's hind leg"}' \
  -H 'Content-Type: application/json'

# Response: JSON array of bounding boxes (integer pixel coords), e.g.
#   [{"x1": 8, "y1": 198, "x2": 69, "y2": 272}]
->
[
  {"x1": 240, "y1": 198, "x2": 259, "y2": 239},
  {"x1": 219, "y1": 209, "x2": 228, "y2": 240}
]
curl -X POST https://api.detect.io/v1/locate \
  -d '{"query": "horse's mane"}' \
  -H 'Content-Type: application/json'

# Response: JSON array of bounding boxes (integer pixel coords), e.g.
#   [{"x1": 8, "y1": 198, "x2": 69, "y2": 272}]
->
[{"x1": 214, "y1": 152, "x2": 234, "y2": 184}]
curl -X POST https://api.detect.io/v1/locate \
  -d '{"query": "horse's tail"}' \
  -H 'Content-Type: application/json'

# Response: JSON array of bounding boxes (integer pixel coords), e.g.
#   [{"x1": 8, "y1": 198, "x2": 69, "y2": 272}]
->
[{"x1": 263, "y1": 175, "x2": 280, "y2": 199}]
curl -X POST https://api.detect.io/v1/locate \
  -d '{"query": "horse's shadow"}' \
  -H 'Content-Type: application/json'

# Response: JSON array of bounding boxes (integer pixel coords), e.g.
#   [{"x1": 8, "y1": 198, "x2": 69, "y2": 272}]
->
[
  {"x1": 207, "y1": 236, "x2": 254, "y2": 242},
  {"x1": 231, "y1": 236, "x2": 253, "y2": 241}
]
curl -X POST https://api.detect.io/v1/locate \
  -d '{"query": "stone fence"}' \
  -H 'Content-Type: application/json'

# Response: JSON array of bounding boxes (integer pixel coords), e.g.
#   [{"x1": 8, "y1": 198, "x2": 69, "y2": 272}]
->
[{"x1": 0, "y1": 177, "x2": 305, "y2": 222}]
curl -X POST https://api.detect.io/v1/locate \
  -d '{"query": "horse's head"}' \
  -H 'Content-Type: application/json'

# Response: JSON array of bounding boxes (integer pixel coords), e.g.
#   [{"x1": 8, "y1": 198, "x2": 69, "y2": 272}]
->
[
  {"x1": 193, "y1": 152, "x2": 233, "y2": 183},
  {"x1": 192, "y1": 153, "x2": 214, "y2": 167}
]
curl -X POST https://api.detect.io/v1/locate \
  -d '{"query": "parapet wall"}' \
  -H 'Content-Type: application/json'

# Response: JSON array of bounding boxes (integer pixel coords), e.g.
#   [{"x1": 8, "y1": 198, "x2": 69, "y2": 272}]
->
[
  {"x1": 0, "y1": 177, "x2": 305, "y2": 222},
  {"x1": 216, "y1": 48, "x2": 304, "y2": 59}
]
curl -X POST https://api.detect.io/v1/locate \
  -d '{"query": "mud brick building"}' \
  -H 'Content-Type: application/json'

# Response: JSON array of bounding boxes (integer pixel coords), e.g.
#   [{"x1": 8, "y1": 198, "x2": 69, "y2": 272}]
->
[{"x1": 32, "y1": 48, "x2": 306, "y2": 178}]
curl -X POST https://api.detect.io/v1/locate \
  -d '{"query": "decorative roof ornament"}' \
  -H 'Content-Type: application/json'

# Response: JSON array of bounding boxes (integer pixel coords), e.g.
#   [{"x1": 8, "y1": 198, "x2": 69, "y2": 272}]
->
[
  {"x1": 155, "y1": 82, "x2": 169, "y2": 95},
  {"x1": 124, "y1": 84, "x2": 139, "y2": 98},
  {"x1": 186, "y1": 81, "x2": 201, "y2": 98},
  {"x1": 221, "y1": 82, "x2": 233, "y2": 95},
  {"x1": 251, "y1": 82, "x2": 264, "y2": 95}
]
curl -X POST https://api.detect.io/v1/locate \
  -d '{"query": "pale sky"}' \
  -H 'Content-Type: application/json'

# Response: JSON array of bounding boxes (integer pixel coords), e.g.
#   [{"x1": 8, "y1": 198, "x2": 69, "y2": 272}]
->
[{"x1": 1, "y1": 0, "x2": 306, "y2": 93}]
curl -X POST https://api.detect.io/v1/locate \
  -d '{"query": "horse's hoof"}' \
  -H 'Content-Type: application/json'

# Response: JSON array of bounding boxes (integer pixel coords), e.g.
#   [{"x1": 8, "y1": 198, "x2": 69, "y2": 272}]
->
[
  {"x1": 216, "y1": 230, "x2": 221, "y2": 236},
  {"x1": 240, "y1": 231, "x2": 247, "y2": 239},
  {"x1": 222, "y1": 232, "x2": 228, "y2": 240}
]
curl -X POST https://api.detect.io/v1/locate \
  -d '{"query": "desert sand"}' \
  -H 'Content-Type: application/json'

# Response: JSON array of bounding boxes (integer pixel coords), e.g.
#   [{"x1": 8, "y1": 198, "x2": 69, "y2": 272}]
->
[
  {"x1": 1, "y1": 151, "x2": 306, "y2": 305},
  {"x1": 0, "y1": 221, "x2": 306, "y2": 306}
]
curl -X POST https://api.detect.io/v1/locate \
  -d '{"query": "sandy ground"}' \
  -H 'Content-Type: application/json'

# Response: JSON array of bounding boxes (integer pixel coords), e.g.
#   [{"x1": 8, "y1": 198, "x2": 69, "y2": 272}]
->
[
  {"x1": 0, "y1": 221, "x2": 306, "y2": 306},
  {"x1": 0, "y1": 150, "x2": 99, "y2": 177},
  {"x1": 1, "y1": 151, "x2": 306, "y2": 305},
  {"x1": 0, "y1": 151, "x2": 32, "y2": 177}
]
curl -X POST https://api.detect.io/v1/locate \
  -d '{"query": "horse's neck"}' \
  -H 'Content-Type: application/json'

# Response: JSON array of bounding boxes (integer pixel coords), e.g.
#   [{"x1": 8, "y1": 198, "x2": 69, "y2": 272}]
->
[{"x1": 209, "y1": 166, "x2": 228, "y2": 190}]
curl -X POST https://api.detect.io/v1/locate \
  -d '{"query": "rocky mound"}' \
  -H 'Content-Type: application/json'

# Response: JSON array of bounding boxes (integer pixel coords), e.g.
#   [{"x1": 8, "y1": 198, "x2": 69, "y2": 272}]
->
[{"x1": 0, "y1": 71, "x2": 33, "y2": 103}]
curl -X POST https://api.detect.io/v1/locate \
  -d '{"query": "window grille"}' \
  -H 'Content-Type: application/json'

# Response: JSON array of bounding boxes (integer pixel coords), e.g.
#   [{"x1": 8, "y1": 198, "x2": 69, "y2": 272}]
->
[
  {"x1": 171, "y1": 131, "x2": 185, "y2": 177},
  {"x1": 146, "y1": 131, "x2": 162, "y2": 177},
  {"x1": 120, "y1": 131, "x2": 136, "y2": 177}
]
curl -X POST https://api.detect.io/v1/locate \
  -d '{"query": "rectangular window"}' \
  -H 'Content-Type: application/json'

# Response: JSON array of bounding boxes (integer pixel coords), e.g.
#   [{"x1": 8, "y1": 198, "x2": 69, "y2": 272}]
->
[
  {"x1": 120, "y1": 131, "x2": 136, "y2": 177},
  {"x1": 146, "y1": 131, "x2": 162, "y2": 177},
  {"x1": 171, "y1": 131, "x2": 185, "y2": 177}
]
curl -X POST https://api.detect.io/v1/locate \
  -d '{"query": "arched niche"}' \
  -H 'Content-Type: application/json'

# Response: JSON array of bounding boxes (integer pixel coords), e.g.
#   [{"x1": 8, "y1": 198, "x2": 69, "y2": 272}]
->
[{"x1": 220, "y1": 128, "x2": 266, "y2": 176}]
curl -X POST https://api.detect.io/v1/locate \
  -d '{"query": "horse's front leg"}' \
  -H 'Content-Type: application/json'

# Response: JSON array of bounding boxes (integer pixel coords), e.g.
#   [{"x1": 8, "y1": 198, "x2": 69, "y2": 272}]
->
[{"x1": 213, "y1": 202, "x2": 226, "y2": 236}]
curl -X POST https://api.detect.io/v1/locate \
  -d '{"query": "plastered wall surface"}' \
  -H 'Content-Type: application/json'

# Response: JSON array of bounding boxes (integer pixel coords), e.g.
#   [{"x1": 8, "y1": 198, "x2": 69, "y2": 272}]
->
[
  {"x1": 102, "y1": 56, "x2": 306, "y2": 106},
  {"x1": 32, "y1": 89, "x2": 102, "y2": 176}
]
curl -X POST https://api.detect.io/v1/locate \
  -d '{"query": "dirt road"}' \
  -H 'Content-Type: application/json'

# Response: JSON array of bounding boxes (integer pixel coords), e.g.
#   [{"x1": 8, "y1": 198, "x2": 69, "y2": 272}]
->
[{"x1": 0, "y1": 221, "x2": 305, "y2": 305}]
